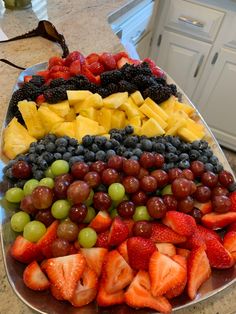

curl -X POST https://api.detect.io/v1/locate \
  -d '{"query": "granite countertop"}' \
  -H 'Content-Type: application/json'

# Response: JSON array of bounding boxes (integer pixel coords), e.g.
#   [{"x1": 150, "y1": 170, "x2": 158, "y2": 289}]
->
[{"x1": 0, "y1": 0, "x2": 236, "y2": 313}]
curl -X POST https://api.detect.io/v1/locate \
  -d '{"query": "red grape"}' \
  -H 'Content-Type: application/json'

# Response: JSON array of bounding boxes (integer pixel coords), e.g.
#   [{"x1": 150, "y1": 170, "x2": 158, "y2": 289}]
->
[
  {"x1": 20, "y1": 195, "x2": 38, "y2": 215},
  {"x1": 69, "y1": 204, "x2": 88, "y2": 223},
  {"x1": 131, "y1": 191, "x2": 148, "y2": 206},
  {"x1": 84, "y1": 171, "x2": 101, "y2": 188},
  {"x1": 147, "y1": 197, "x2": 167, "y2": 218},
  {"x1": 133, "y1": 221, "x2": 152, "y2": 238},
  {"x1": 67, "y1": 181, "x2": 90, "y2": 204},
  {"x1": 31, "y1": 186, "x2": 54, "y2": 209},
  {"x1": 153, "y1": 154, "x2": 165, "y2": 168},
  {"x1": 140, "y1": 176, "x2": 158, "y2": 193},
  {"x1": 139, "y1": 152, "x2": 155, "y2": 169},
  {"x1": 57, "y1": 221, "x2": 79, "y2": 242},
  {"x1": 101, "y1": 168, "x2": 119, "y2": 185},
  {"x1": 117, "y1": 201, "x2": 135, "y2": 218},
  {"x1": 190, "y1": 181, "x2": 197, "y2": 195},
  {"x1": 194, "y1": 185, "x2": 211, "y2": 202},
  {"x1": 178, "y1": 196, "x2": 194, "y2": 213},
  {"x1": 71, "y1": 162, "x2": 89, "y2": 179},
  {"x1": 54, "y1": 174, "x2": 73, "y2": 199},
  {"x1": 168, "y1": 168, "x2": 182, "y2": 182},
  {"x1": 218, "y1": 170, "x2": 234, "y2": 188},
  {"x1": 12, "y1": 160, "x2": 32, "y2": 179},
  {"x1": 162, "y1": 195, "x2": 178, "y2": 211},
  {"x1": 93, "y1": 192, "x2": 112, "y2": 211},
  {"x1": 137, "y1": 167, "x2": 149, "y2": 180},
  {"x1": 201, "y1": 171, "x2": 218, "y2": 188},
  {"x1": 171, "y1": 178, "x2": 191, "y2": 199},
  {"x1": 191, "y1": 208, "x2": 202, "y2": 224},
  {"x1": 212, "y1": 186, "x2": 229, "y2": 197},
  {"x1": 151, "y1": 170, "x2": 169, "y2": 188},
  {"x1": 180, "y1": 169, "x2": 194, "y2": 181},
  {"x1": 35, "y1": 209, "x2": 55, "y2": 227},
  {"x1": 122, "y1": 176, "x2": 140, "y2": 194},
  {"x1": 51, "y1": 238, "x2": 70, "y2": 257},
  {"x1": 90, "y1": 161, "x2": 107, "y2": 173},
  {"x1": 212, "y1": 195, "x2": 232, "y2": 213},
  {"x1": 107, "y1": 155, "x2": 123, "y2": 170},
  {"x1": 123, "y1": 159, "x2": 140, "y2": 176},
  {"x1": 190, "y1": 161, "x2": 205, "y2": 177}
]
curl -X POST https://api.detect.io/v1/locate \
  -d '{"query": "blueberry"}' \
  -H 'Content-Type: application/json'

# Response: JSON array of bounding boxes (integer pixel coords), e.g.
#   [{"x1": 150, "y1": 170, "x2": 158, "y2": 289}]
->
[
  {"x1": 123, "y1": 151, "x2": 133, "y2": 158},
  {"x1": 82, "y1": 135, "x2": 94, "y2": 147},
  {"x1": 130, "y1": 155, "x2": 139, "y2": 161},
  {"x1": 36, "y1": 144, "x2": 45, "y2": 153},
  {"x1": 54, "y1": 152, "x2": 62, "y2": 160},
  {"x1": 75, "y1": 145, "x2": 84, "y2": 155},
  {"x1": 163, "y1": 162, "x2": 175, "y2": 171},
  {"x1": 189, "y1": 150, "x2": 200, "y2": 160},
  {"x1": 199, "y1": 140, "x2": 208, "y2": 150},
  {"x1": 63, "y1": 152, "x2": 72, "y2": 161},
  {"x1": 55, "y1": 137, "x2": 68, "y2": 147},
  {"x1": 96, "y1": 150, "x2": 106, "y2": 161},
  {"x1": 69, "y1": 138, "x2": 78, "y2": 146},
  {"x1": 125, "y1": 125, "x2": 134, "y2": 135},
  {"x1": 57, "y1": 146, "x2": 67, "y2": 154},
  {"x1": 96, "y1": 184, "x2": 107, "y2": 192},
  {"x1": 209, "y1": 155, "x2": 218, "y2": 165},
  {"x1": 179, "y1": 160, "x2": 190, "y2": 169},
  {"x1": 123, "y1": 137, "x2": 137, "y2": 148},
  {"x1": 30, "y1": 142, "x2": 37, "y2": 148},
  {"x1": 205, "y1": 163, "x2": 214, "y2": 172},
  {"x1": 170, "y1": 137, "x2": 181, "y2": 148},
  {"x1": 5, "y1": 168, "x2": 13, "y2": 179},
  {"x1": 42, "y1": 152, "x2": 54, "y2": 163},
  {"x1": 140, "y1": 139, "x2": 152, "y2": 151},
  {"x1": 104, "y1": 141, "x2": 113, "y2": 150},
  {"x1": 133, "y1": 148, "x2": 143, "y2": 157},
  {"x1": 110, "y1": 139, "x2": 120, "y2": 148},
  {"x1": 152, "y1": 142, "x2": 165, "y2": 153},
  {"x1": 38, "y1": 159, "x2": 48, "y2": 171},
  {"x1": 47, "y1": 134, "x2": 57, "y2": 142},
  {"x1": 179, "y1": 153, "x2": 189, "y2": 161},
  {"x1": 91, "y1": 143, "x2": 99, "y2": 153},
  {"x1": 29, "y1": 146, "x2": 36, "y2": 154},
  {"x1": 106, "y1": 149, "x2": 116, "y2": 159},
  {"x1": 28, "y1": 153, "x2": 37, "y2": 163},
  {"x1": 166, "y1": 143, "x2": 177, "y2": 153},
  {"x1": 68, "y1": 146, "x2": 76, "y2": 154},
  {"x1": 198, "y1": 156, "x2": 208, "y2": 163},
  {"x1": 180, "y1": 143, "x2": 191, "y2": 152},
  {"x1": 94, "y1": 136, "x2": 107, "y2": 147},
  {"x1": 84, "y1": 151, "x2": 95, "y2": 162},
  {"x1": 45, "y1": 142, "x2": 56, "y2": 153},
  {"x1": 228, "y1": 182, "x2": 236, "y2": 192},
  {"x1": 191, "y1": 140, "x2": 202, "y2": 150},
  {"x1": 166, "y1": 153, "x2": 178, "y2": 162},
  {"x1": 34, "y1": 170, "x2": 44, "y2": 181},
  {"x1": 69, "y1": 156, "x2": 84, "y2": 166},
  {"x1": 111, "y1": 133, "x2": 123, "y2": 142},
  {"x1": 15, "y1": 180, "x2": 27, "y2": 189},
  {"x1": 116, "y1": 146, "x2": 125, "y2": 155},
  {"x1": 204, "y1": 149, "x2": 213, "y2": 158},
  {"x1": 213, "y1": 163, "x2": 223, "y2": 173}
]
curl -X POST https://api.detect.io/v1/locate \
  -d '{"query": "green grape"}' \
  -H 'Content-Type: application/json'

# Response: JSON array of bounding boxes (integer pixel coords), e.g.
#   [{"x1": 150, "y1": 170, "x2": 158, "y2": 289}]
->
[
  {"x1": 11, "y1": 211, "x2": 30, "y2": 232},
  {"x1": 133, "y1": 206, "x2": 151, "y2": 222},
  {"x1": 23, "y1": 179, "x2": 39, "y2": 195},
  {"x1": 51, "y1": 200, "x2": 71, "y2": 219},
  {"x1": 108, "y1": 183, "x2": 125, "y2": 202},
  {"x1": 23, "y1": 221, "x2": 46, "y2": 242},
  {"x1": 39, "y1": 177, "x2": 54, "y2": 189},
  {"x1": 161, "y1": 184, "x2": 173, "y2": 195},
  {"x1": 51, "y1": 160, "x2": 69, "y2": 176},
  {"x1": 112, "y1": 194, "x2": 129, "y2": 208},
  {"x1": 110, "y1": 208, "x2": 119, "y2": 219},
  {"x1": 78, "y1": 227, "x2": 97, "y2": 248},
  {"x1": 44, "y1": 167, "x2": 55, "y2": 179},
  {"x1": 83, "y1": 206, "x2": 96, "y2": 223},
  {"x1": 84, "y1": 190, "x2": 94, "y2": 206},
  {"x1": 6, "y1": 187, "x2": 24, "y2": 203}
]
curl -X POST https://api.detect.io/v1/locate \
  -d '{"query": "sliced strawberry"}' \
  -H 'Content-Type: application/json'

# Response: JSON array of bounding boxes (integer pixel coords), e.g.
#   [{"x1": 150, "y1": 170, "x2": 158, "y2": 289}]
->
[
  {"x1": 86, "y1": 53, "x2": 100, "y2": 64},
  {"x1": 155, "y1": 243, "x2": 176, "y2": 257},
  {"x1": 50, "y1": 71, "x2": 70, "y2": 80},
  {"x1": 101, "y1": 250, "x2": 133, "y2": 294},
  {"x1": 127, "y1": 237, "x2": 156, "y2": 270},
  {"x1": 108, "y1": 217, "x2": 129, "y2": 246},
  {"x1": 24, "y1": 75, "x2": 32, "y2": 83},
  {"x1": 87, "y1": 61, "x2": 105, "y2": 75},
  {"x1": 49, "y1": 65, "x2": 70, "y2": 73},
  {"x1": 123, "y1": 218, "x2": 134, "y2": 237},
  {"x1": 64, "y1": 51, "x2": 85, "y2": 67},
  {"x1": 149, "y1": 251, "x2": 186, "y2": 297},
  {"x1": 99, "y1": 52, "x2": 116, "y2": 70},
  {"x1": 23, "y1": 261, "x2": 50, "y2": 291},
  {"x1": 172, "y1": 254, "x2": 187, "y2": 269},
  {"x1": 227, "y1": 222, "x2": 236, "y2": 232},
  {"x1": 117, "y1": 57, "x2": 133, "y2": 69},
  {"x1": 69, "y1": 266, "x2": 98, "y2": 307},
  {"x1": 118, "y1": 240, "x2": 129, "y2": 264},
  {"x1": 150, "y1": 222, "x2": 186, "y2": 244},
  {"x1": 194, "y1": 201, "x2": 212, "y2": 214},
  {"x1": 183, "y1": 229, "x2": 206, "y2": 250},
  {"x1": 10, "y1": 235, "x2": 42, "y2": 264},
  {"x1": 229, "y1": 191, "x2": 236, "y2": 211},
  {"x1": 69, "y1": 60, "x2": 82, "y2": 76},
  {"x1": 162, "y1": 211, "x2": 197, "y2": 237},
  {"x1": 82, "y1": 66, "x2": 100, "y2": 84},
  {"x1": 124, "y1": 270, "x2": 172, "y2": 313},
  {"x1": 36, "y1": 94, "x2": 46, "y2": 105},
  {"x1": 48, "y1": 56, "x2": 64, "y2": 69},
  {"x1": 143, "y1": 57, "x2": 156, "y2": 68},
  {"x1": 80, "y1": 247, "x2": 108, "y2": 277},
  {"x1": 151, "y1": 66, "x2": 165, "y2": 78},
  {"x1": 36, "y1": 70, "x2": 50, "y2": 80},
  {"x1": 197, "y1": 225, "x2": 222, "y2": 243},
  {"x1": 45, "y1": 253, "x2": 86, "y2": 300},
  {"x1": 95, "y1": 230, "x2": 109, "y2": 248},
  {"x1": 50, "y1": 284, "x2": 64, "y2": 300},
  {"x1": 176, "y1": 248, "x2": 191, "y2": 259},
  {"x1": 114, "y1": 51, "x2": 129, "y2": 62},
  {"x1": 97, "y1": 285, "x2": 124, "y2": 307},
  {"x1": 37, "y1": 220, "x2": 59, "y2": 258},
  {"x1": 187, "y1": 246, "x2": 211, "y2": 300},
  {"x1": 201, "y1": 211, "x2": 236, "y2": 229},
  {"x1": 89, "y1": 211, "x2": 112, "y2": 233},
  {"x1": 223, "y1": 231, "x2": 236, "y2": 261}
]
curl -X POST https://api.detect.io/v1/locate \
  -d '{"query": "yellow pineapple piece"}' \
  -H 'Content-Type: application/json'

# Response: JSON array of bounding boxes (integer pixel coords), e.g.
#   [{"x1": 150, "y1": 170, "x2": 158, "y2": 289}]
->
[
  {"x1": 128, "y1": 116, "x2": 142, "y2": 134},
  {"x1": 75, "y1": 116, "x2": 106, "y2": 141},
  {"x1": 130, "y1": 91, "x2": 144, "y2": 106},
  {"x1": 67, "y1": 90, "x2": 92, "y2": 105},
  {"x1": 144, "y1": 97, "x2": 169, "y2": 121},
  {"x1": 139, "y1": 103, "x2": 167, "y2": 129},
  {"x1": 166, "y1": 110, "x2": 188, "y2": 131},
  {"x1": 111, "y1": 110, "x2": 126, "y2": 129},
  {"x1": 102, "y1": 134, "x2": 111, "y2": 139},
  {"x1": 97, "y1": 108, "x2": 113, "y2": 132},
  {"x1": 80, "y1": 107, "x2": 97, "y2": 120},
  {"x1": 139, "y1": 118, "x2": 165, "y2": 137},
  {"x1": 51, "y1": 121, "x2": 76, "y2": 138},
  {"x1": 18, "y1": 101, "x2": 45, "y2": 139},
  {"x1": 64, "y1": 108, "x2": 76, "y2": 122},
  {"x1": 186, "y1": 118, "x2": 205, "y2": 138},
  {"x1": 73, "y1": 102, "x2": 87, "y2": 114},
  {"x1": 83, "y1": 93, "x2": 103, "y2": 109},
  {"x1": 47, "y1": 100, "x2": 70, "y2": 118},
  {"x1": 3, "y1": 118, "x2": 36, "y2": 159},
  {"x1": 165, "y1": 119, "x2": 186, "y2": 136},
  {"x1": 103, "y1": 92, "x2": 128, "y2": 109},
  {"x1": 120, "y1": 102, "x2": 141, "y2": 120},
  {"x1": 38, "y1": 106, "x2": 64, "y2": 133},
  {"x1": 174, "y1": 101, "x2": 195, "y2": 116},
  {"x1": 178, "y1": 128, "x2": 202, "y2": 142},
  {"x1": 160, "y1": 96, "x2": 177, "y2": 115}
]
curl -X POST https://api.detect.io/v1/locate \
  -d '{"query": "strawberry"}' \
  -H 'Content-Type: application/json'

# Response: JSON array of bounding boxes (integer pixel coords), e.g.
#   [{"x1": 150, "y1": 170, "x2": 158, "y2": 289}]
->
[
  {"x1": 97, "y1": 285, "x2": 124, "y2": 307},
  {"x1": 95, "y1": 230, "x2": 109, "y2": 248},
  {"x1": 162, "y1": 211, "x2": 197, "y2": 237},
  {"x1": 89, "y1": 211, "x2": 112, "y2": 233},
  {"x1": 100, "y1": 250, "x2": 133, "y2": 294},
  {"x1": 36, "y1": 94, "x2": 46, "y2": 105},
  {"x1": 69, "y1": 266, "x2": 98, "y2": 307},
  {"x1": 227, "y1": 222, "x2": 236, "y2": 232},
  {"x1": 36, "y1": 70, "x2": 50, "y2": 80},
  {"x1": 114, "y1": 51, "x2": 129, "y2": 62},
  {"x1": 151, "y1": 66, "x2": 165, "y2": 78},
  {"x1": 229, "y1": 191, "x2": 236, "y2": 211},
  {"x1": 143, "y1": 57, "x2": 156, "y2": 68},
  {"x1": 23, "y1": 261, "x2": 50, "y2": 291},
  {"x1": 201, "y1": 211, "x2": 236, "y2": 229},
  {"x1": 50, "y1": 71, "x2": 70, "y2": 80},
  {"x1": 24, "y1": 75, "x2": 32, "y2": 83},
  {"x1": 123, "y1": 218, "x2": 134, "y2": 237},
  {"x1": 10, "y1": 235, "x2": 42, "y2": 264},
  {"x1": 99, "y1": 52, "x2": 116, "y2": 70},
  {"x1": 82, "y1": 65, "x2": 100, "y2": 84},
  {"x1": 50, "y1": 284, "x2": 64, "y2": 300},
  {"x1": 48, "y1": 56, "x2": 64, "y2": 69},
  {"x1": 69, "y1": 60, "x2": 82, "y2": 76},
  {"x1": 149, "y1": 251, "x2": 186, "y2": 297},
  {"x1": 197, "y1": 225, "x2": 222, "y2": 243},
  {"x1": 176, "y1": 248, "x2": 191, "y2": 259},
  {"x1": 124, "y1": 270, "x2": 172, "y2": 313},
  {"x1": 87, "y1": 61, "x2": 105, "y2": 75},
  {"x1": 108, "y1": 217, "x2": 129, "y2": 246},
  {"x1": 183, "y1": 229, "x2": 206, "y2": 250},
  {"x1": 150, "y1": 222, "x2": 186, "y2": 244},
  {"x1": 117, "y1": 57, "x2": 133, "y2": 69},
  {"x1": 223, "y1": 231, "x2": 236, "y2": 261},
  {"x1": 127, "y1": 237, "x2": 156, "y2": 270},
  {"x1": 194, "y1": 201, "x2": 212, "y2": 214},
  {"x1": 80, "y1": 247, "x2": 108, "y2": 277},
  {"x1": 155, "y1": 243, "x2": 176, "y2": 257},
  {"x1": 86, "y1": 53, "x2": 100, "y2": 64},
  {"x1": 118, "y1": 240, "x2": 129, "y2": 264},
  {"x1": 37, "y1": 220, "x2": 59, "y2": 258},
  {"x1": 172, "y1": 254, "x2": 187, "y2": 268},
  {"x1": 45, "y1": 253, "x2": 86, "y2": 300},
  {"x1": 64, "y1": 51, "x2": 85, "y2": 67},
  {"x1": 49, "y1": 65, "x2": 70, "y2": 73},
  {"x1": 187, "y1": 246, "x2": 211, "y2": 300}
]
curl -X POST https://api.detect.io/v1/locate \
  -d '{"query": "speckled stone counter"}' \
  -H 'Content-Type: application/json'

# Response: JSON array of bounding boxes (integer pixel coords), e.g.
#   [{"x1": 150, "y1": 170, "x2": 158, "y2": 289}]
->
[{"x1": 1, "y1": 1, "x2": 236, "y2": 313}]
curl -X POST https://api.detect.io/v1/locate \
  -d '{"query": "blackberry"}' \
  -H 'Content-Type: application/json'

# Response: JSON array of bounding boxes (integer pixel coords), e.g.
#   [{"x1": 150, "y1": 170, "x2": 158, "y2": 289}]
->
[
  {"x1": 143, "y1": 84, "x2": 173, "y2": 104},
  {"x1": 44, "y1": 86, "x2": 68, "y2": 103},
  {"x1": 169, "y1": 84, "x2": 177, "y2": 96},
  {"x1": 106, "y1": 83, "x2": 119, "y2": 94},
  {"x1": 29, "y1": 75, "x2": 45, "y2": 87},
  {"x1": 97, "y1": 87, "x2": 110, "y2": 98},
  {"x1": 132, "y1": 75, "x2": 156, "y2": 90},
  {"x1": 7, "y1": 89, "x2": 25, "y2": 124},
  {"x1": 66, "y1": 75, "x2": 89, "y2": 89},
  {"x1": 100, "y1": 70, "x2": 122, "y2": 85},
  {"x1": 49, "y1": 78, "x2": 66, "y2": 88},
  {"x1": 121, "y1": 64, "x2": 140, "y2": 80},
  {"x1": 118, "y1": 80, "x2": 137, "y2": 93},
  {"x1": 22, "y1": 82, "x2": 41, "y2": 100},
  {"x1": 153, "y1": 77, "x2": 167, "y2": 86},
  {"x1": 137, "y1": 62, "x2": 153, "y2": 76}
]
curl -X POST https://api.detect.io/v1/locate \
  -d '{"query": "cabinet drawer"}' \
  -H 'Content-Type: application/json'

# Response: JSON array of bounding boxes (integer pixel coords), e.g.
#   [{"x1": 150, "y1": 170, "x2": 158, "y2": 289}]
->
[{"x1": 165, "y1": 0, "x2": 225, "y2": 42}]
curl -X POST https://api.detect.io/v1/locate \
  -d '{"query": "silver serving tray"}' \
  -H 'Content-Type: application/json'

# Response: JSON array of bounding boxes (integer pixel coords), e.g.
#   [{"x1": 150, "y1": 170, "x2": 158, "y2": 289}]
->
[{"x1": 1, "y1": 63, "x2": 236, "y2": 314}]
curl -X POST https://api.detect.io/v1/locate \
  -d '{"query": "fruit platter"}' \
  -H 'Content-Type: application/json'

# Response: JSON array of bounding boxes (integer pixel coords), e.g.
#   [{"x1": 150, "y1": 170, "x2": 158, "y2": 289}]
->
[{"x1": 1, "y1": 50, "x2": 236, "y2": 314}]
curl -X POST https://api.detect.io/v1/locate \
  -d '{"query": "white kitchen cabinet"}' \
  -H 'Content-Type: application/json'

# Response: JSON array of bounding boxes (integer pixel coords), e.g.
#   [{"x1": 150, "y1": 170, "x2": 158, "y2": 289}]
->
[
  {"x1": 198, "y1": 47, "x2": 236, "y2": 150},
  {"x1": 136, "y1": 31, "x2": 152, "y2": 59},
  {"x1": 155, "y1": 30, "x2": 211, "y2": 98}
]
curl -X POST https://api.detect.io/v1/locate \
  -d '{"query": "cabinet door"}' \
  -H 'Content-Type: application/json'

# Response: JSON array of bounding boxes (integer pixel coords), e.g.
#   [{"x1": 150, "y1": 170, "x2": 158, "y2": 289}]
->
[
  {"x1": 198, "y1": 48, "x2": 236, "y2": 150},
  {"x1": 136, "y1": 31, "x2": 152, "y2": 59},
  {"x1": 155, "y1": 31, "x2": 211, "y2": 97}
]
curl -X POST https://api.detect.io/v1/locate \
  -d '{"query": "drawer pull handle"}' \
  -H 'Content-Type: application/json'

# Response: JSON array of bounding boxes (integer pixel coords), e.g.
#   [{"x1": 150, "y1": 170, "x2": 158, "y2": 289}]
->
[
  {"x1": 131, "y1": 29, "x2": 146, "y2": 44},
  {"x1": 194, "y1": 55, "x2": 204, "y2": 78},
  {"x1": 178, "y1": 16, "x2": 204, "y2": 28},
  {"x1": 211, "y1": 52, "x2": 219, "y2": 65}
]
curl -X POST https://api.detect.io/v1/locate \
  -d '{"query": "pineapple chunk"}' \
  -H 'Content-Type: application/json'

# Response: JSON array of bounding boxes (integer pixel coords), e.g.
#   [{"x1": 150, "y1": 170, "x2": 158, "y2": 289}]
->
[
  {"x1": 67, "y1": 90, "x2": 92, "y2": 105},
  {"x1": 165, "y1": 119, "x2": 186, "y2": 136},
  {"x1": 139, "y1": 118, "x2": 165, "y2": 137},
  {"x1": 73, "y1": 102, "x2": 87, "y2": 114},
  {"x1": 144, "y1": 97, "x2": 169, "y2": 121},
  {"x1": 64, "y1": 108, "x2": 76, "y2": 122},
  {"x1": 83, "y1": 93, "x2": 103, "y2": 109},
  {"x1": 97, "y1": 108, "x2": 113, "y2": 132},
  {"x1": 76, "y1": 116, "x2": 106, "y2": 141},
  {"x1": 139, "y1": 103, "x2": 167, "y2": 129},
  {"x1": 18, "y1": 101, "x2": 45, "y2": 139},
  {"x1": 178, "y1": 128, "x2": 202, "y2": 142},
  {"x1": 130, "y1": 91, "x2": 144, "y2": 106},
  {"x1": 3, "y1": 118, "x2": 36, "y2": 159},
  {"x1": 166, "y1": 110, "x2": 188, "y2": 131},
  {"x1": 38, "y1": 106, "x2": 64, "y2": 133},
  {"x1": 103, "y1": 92, "x2": 128, "y2": 109},
  {"x1": 111, "y1": 110, "x2": 126, "y2": 129},
  {"x1": 128, "y1": 116, "x2": 142, "y2": 134},
  {"x1": 80, "y1": 107, "x2": 97, "y2": 120},
  {"x1": 47, "y1": 100, "x2": 70, "y2": 118},
  {"x1": 160, "y1": 96, "x2": 177, "y2": 115},
  {"x1": 51, "y1": 121, "x2": 76, "y2": 138},
  {"x1": 174, "y1": 101, "x2": 195, "y2": 116},
  {"x1": 120, "y1": 102, "x2": 141, "y2": 120},
  {"x1": 186, "y1": 118, "x2": 205, "y2": 138}
]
